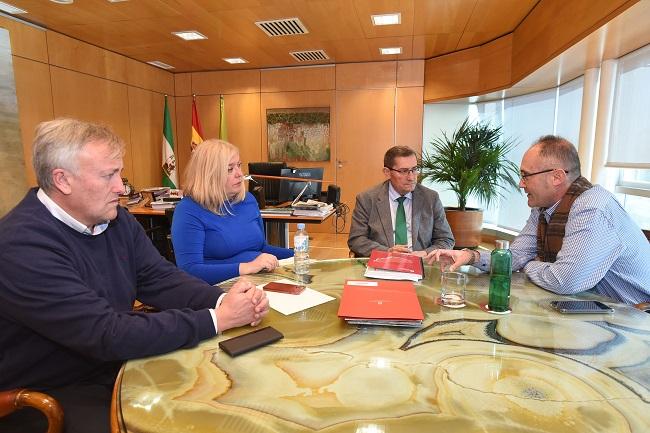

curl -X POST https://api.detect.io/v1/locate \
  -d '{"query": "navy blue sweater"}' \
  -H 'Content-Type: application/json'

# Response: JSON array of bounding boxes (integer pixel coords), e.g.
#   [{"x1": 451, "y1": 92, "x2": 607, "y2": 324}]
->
[{"x1": 0, "y1": 189, "x2": 221, "y2": 390}]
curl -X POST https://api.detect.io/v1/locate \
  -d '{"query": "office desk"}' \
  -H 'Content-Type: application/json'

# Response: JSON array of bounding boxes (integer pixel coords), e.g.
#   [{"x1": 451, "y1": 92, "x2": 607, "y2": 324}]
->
[
  {"x1": 115, "y1": 259, "x2": 650, "y2": 433},
  {"x1": 125, "y1": 205, "x2": 334, "y2": 248},
  {"x1": 262, "y1": 209, "x2": 336, "y2": 247}
]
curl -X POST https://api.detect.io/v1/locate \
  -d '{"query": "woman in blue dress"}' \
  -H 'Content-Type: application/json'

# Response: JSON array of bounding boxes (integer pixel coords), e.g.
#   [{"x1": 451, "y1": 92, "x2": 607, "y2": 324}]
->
[{"x1": 172, "y1": 139, "x2": 293, "y2": 285}]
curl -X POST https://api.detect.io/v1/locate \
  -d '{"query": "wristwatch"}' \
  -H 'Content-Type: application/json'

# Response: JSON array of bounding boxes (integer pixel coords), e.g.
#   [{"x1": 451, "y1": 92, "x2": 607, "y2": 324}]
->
[{"x1": 461, "y1": 248, "x2": 480, "y2": 265}]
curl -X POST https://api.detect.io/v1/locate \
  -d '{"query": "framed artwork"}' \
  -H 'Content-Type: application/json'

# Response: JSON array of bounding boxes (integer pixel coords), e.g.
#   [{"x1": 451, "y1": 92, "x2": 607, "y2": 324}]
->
[{"x1": 267, "y1": 107, "x2": 330, "y2": 162}]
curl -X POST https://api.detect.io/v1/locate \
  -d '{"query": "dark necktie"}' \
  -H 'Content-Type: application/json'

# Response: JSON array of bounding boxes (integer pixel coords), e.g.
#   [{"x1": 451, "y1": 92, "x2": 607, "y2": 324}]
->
[{"x1": 395, "y1": 196, "x2": 407, "y2": 245}]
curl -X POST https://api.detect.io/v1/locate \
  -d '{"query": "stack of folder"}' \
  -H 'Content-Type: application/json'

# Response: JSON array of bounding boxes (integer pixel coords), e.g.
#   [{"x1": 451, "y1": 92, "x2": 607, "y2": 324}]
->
[
  {"x1": 337, "y1": 280, "x2": 424, "y2": 327},
  {"x1": 364, "y1": 250, "x2": 424, "y2": 281}
]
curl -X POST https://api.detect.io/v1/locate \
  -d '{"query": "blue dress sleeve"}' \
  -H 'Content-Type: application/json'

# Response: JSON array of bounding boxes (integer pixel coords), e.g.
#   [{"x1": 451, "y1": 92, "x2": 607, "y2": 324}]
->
[{"x1": 171, "y1": 200, "x2": 240, "y2": 285}]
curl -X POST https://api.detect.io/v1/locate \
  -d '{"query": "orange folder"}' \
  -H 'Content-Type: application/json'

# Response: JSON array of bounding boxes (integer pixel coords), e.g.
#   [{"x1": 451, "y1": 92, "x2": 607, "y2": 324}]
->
[{"x1": 337, "y1": 280, "x2": 424, "y2": 326}]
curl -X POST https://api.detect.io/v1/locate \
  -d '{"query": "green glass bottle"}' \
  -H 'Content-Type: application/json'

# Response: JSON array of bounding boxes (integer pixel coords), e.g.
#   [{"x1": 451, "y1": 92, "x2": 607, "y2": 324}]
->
[{"x1": 488, "y1": 240, "x2": 512, "y2": 312}]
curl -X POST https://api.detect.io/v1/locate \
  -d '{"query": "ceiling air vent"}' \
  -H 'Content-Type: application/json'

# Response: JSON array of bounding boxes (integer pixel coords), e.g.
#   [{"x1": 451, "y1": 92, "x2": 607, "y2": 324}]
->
[
  {"x1": 255, "y1": 17, "x2": 309, "y2": 37},
  {"x1": 290, "y1": 50, "x2": 329, "y2": 62}
]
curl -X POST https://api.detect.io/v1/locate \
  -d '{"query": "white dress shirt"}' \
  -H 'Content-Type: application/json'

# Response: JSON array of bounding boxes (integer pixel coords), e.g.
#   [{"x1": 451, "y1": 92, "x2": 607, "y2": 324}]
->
[{"x1": 387, "y1": 183, "x2": 413, "y2": 248}]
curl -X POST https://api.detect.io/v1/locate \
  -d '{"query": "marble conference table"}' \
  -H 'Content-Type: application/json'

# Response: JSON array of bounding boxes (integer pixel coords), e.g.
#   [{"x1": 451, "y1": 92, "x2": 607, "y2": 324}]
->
[{"x1": 116, "y1": 259, "x2": 650, "y2": 433}]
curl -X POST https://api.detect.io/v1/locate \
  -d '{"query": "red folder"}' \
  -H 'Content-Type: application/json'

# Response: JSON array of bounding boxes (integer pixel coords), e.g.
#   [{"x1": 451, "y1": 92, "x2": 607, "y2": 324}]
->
[
  {"x1": 365, "y1": 250, "x2": 424, "y2": 281},
  {"x1": 337, "y1": 280, "x2": 424, "y2": 326}
]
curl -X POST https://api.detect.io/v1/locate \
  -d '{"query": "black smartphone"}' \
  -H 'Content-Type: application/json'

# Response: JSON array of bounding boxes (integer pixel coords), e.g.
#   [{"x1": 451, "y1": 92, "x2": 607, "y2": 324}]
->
[
  {"x1": 550, "y1": 300, "x2": 614, "y2": 314},
  {"x1": 218, "y1": 326, "x2": 283, "y2": 357}
]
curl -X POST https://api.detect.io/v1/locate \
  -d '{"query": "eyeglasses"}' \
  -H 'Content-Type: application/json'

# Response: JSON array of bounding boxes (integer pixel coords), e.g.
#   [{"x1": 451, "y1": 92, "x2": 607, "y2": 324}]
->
[
  {"x1": 519, "y1": 168, "x2": 567, "y2": 182},
  {"x1": 385, "y1": 166, "x2": 420, "y2": 175}
]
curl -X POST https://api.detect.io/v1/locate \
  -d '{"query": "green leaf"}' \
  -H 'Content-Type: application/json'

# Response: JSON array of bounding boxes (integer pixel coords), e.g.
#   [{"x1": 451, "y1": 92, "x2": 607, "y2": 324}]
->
[{"x1": 419, "y1": 117, "x2": 521, "y2": 211}]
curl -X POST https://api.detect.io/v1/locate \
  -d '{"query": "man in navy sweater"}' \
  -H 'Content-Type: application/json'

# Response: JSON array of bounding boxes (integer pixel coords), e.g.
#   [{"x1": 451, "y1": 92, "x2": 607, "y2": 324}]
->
[{"x1": 0, "y1": 118, "x2": 269, "y2": 432}]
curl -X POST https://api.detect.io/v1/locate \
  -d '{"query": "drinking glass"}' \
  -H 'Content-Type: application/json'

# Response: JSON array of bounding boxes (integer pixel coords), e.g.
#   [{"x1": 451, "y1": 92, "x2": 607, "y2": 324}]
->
[{"x1": 440, "y1": 271, "x2": 467, "y2": 308}]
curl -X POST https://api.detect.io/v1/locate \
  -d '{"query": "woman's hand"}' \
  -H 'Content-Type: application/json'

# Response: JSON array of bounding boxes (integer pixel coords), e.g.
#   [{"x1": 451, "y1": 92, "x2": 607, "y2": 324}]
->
[{"x1": 239, "y1": 253, "x2": 279, "y2": 275}]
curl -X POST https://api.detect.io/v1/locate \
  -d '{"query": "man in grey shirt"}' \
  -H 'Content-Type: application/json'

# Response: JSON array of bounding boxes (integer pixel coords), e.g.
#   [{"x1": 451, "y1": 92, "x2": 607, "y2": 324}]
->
[{"x1": 348, "y1": 146, "x2": 454, "y2": 257}]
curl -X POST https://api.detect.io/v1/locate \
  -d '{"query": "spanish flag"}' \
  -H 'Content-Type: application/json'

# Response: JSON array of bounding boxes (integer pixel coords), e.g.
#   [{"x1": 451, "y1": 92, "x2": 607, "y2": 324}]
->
[{"x1": 191, "y1": 95, "x2": 203, "y2": 151}]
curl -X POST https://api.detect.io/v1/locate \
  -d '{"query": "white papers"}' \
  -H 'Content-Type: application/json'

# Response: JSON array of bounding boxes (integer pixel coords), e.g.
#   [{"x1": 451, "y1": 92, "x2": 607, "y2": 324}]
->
[
  {"x1": 346, "y1": 280, "x2": 378, "y2": 286},
  {"x1": 259, "y1": 278, "x2": 334, "y2": 315},
  {"x1": 364, "y1": 266, "x2": 421, "y2": 282}
]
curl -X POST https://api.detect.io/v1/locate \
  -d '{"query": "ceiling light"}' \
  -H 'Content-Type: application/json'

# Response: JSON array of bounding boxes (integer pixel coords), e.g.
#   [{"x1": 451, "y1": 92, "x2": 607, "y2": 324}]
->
[
  {"x1": 0, "y1": 1, "x2": 27, "y2": 13},
  {"x1": 50, "y1": 0, "x2": 74, "y2": 4},
  {"x1": 172, "y1": 31, "x2": 207, "y2": 41},
  {"x1": 147, "y1": 60, "x2": 174, "y2": 70},
  {"x1": 380, "y1": 47, "x2": 402, "y2": 55},
  {"x1": 371, "y1": 13, "x2": 401, "y2": 26},
  {"x1": 223, "y1": 57, "x2": 248, "y2": 64}
]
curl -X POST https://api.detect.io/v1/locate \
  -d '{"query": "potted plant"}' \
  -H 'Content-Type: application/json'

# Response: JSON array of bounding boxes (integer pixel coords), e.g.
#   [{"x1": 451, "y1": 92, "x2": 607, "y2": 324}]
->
[{"x1": 419, "y1": 118, "x2": 520, "y2": 248}]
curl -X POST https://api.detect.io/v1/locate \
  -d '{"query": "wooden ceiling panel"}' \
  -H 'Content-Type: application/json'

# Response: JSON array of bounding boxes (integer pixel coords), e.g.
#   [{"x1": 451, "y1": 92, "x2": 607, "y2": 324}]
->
[
  {"x1": 412, "y1": 33, "x2": 463, "y2": 58},
  {"x1": 10, "y1": 0, "x2": 182, "y2": 26},
  {"x1": 413, "y1": 0, "x2": 476, "y2": 35},
  {"x1": 0, "y1": 0, "x2": 546, "y2": 73},
  {"x1": 365, "y1": 36, "x2": 414, "y2": 61},
  {"x1": 457, "y1": 0, "x2": 537, "y2": 49},
  {"x1": 352, "y1": 0, "x2": 415, "y2": 38}
]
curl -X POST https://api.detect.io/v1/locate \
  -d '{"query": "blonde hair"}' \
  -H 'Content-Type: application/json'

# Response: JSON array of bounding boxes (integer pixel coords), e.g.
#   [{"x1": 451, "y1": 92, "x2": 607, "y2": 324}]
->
[
  {"x1": 183, "y1": 139, "x2": 245, "y2": 215},
  {"x1": 33, "y1": 118, "x2": 125, "y2": 192}
]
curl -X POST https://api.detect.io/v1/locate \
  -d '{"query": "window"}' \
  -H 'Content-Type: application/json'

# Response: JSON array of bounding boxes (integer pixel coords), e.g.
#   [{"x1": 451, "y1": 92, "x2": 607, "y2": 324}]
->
[
  {"x1": 422, "y1": 78, "x2": 584, "y2": 232},
  {"x1": 607, "y1": 44, "x2": 650, "y2": 169}
]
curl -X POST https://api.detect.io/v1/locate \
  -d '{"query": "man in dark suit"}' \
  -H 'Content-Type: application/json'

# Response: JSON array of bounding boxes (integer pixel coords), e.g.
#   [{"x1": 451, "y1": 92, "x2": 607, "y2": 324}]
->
[{"x1": 348, "y1": 146, "x2": 454, "y2": 257}]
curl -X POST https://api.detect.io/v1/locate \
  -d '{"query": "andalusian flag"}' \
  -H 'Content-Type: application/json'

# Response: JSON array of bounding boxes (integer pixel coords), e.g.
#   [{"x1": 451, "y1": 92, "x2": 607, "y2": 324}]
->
[
  {"x1": 191, "y1": 95, "x2": 203, "y2": 151},
  {"x1": 219, "y1": 94, "x2": 228, "y2": 141},
  {"x1": 161, "y1": 95, "x2": 177, "y2": 188}
]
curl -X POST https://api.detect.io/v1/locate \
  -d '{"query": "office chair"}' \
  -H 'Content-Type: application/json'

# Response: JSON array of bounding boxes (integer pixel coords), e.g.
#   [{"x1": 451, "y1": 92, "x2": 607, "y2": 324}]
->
[{"x1": 0, "y1": 388, "x2": 64, "y2": 433}]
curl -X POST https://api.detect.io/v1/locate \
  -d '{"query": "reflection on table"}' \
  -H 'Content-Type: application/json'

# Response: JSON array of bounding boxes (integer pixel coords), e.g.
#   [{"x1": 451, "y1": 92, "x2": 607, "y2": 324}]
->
[{"x1": 116, "y1": 259, "x2": 650, "y2": 433}]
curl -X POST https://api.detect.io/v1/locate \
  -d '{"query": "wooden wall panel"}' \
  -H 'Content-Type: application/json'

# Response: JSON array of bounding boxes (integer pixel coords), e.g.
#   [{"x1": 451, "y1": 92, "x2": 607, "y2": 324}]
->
[
  {"x1": 478, "y1": 35, "x2": 512, "y2": 92},
  {"x1": 127, "y1": 88, "x2": 166, "y2": 189},
  {"x1": 49, "y1": 66, "x2": 134, "y2": 181},
  {"x1": 261, "y1": 66, "x2": 335, "y2": 92},
  {"x1": 174, "y1": 96, "x2": 192, "y2": 187},
  {"x1": 336, "y1": 89, "x2": 395, "y2": 213},
  {"x1": 179, "y1": 93, "x2": 261, "y2": 179},
  {"x1": 336, "y1": 62, "x2": 397, "y2": 90},
  {"x1": 424, "y1": 47, "x2": 480, "y2": 102},
  {"x1": 396, "y1": 87, "x2": 424, "y2": 151},
  {"x1": 397, "y1": 60, "x2": 424, "y2": 87},
  {"x1": 222, "y1": 93, "x2": 262, "y2": 169},
  {"x1": 125, "y1": 58, "x2": 174, "y2": 95},
  {"x1": 12, "y1": 57, "x2": 54, "y2": 187},
  {"x1": 191, "y1": 70, "x2": 260, "y2": 95},
  {"x1": 0, "y1": 16, "x2": 48, "y2": 63},
  {"x1": 175, "y1": 73, "x2": 192, "y2": 97},
  {"x1": 261, "y1": 90, "x2": 337, "y2": 233},
  {"x1": 47, "y1": 32, "x2": 128, "y2": 83},
  {"x1": 512, "y1": 0, "x2": 635, "y2": 82}
]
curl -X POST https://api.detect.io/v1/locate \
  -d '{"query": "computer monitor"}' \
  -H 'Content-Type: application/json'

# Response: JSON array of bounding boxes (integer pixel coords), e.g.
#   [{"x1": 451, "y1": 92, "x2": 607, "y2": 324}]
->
[
  {"x1": 278, "y1": 168, "x2": 324, "y2": 203},
  {"x1": 248, "y1": 162, "x2": 287, "y2": 205}
]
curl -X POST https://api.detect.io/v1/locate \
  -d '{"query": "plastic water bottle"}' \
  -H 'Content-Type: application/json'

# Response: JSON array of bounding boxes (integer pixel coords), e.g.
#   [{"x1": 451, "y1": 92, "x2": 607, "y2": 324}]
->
[
  {"x1": 294, "y1": 223, "x2": 310, "y2": 275},
  {"x1": 488, "y1": 240, "x2": 512, "y2": 312}
]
